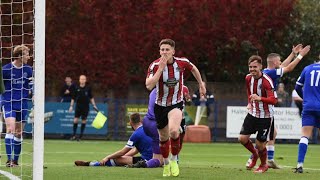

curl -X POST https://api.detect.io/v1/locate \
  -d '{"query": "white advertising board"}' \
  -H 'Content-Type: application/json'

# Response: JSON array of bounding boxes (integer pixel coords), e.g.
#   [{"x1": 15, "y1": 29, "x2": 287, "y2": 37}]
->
[{"x1": 226, "y1": 106, "x2": 302, "y2": 139}]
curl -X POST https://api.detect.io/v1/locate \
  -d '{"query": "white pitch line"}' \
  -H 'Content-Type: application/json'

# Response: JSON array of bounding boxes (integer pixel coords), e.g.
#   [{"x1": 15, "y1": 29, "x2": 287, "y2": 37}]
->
[{"x1": 0, "y1": 170, "x2": 21, "y2": 180}]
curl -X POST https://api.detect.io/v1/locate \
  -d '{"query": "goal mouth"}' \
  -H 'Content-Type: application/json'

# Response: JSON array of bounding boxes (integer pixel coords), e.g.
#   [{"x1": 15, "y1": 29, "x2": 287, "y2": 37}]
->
[{"x1": 1, "y1": 0, "x2": 46, "y2": 179}]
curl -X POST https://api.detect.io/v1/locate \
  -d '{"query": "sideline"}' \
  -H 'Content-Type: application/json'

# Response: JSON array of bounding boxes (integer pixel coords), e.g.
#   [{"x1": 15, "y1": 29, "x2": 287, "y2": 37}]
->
[{"x1": 0, "y1": 170, "x2": 21, "y2": 180}]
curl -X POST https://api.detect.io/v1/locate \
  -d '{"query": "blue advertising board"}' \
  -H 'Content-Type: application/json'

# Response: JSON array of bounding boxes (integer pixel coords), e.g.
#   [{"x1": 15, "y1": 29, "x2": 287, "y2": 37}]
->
[{"x1": 25, "y1": 102, "x2": 108, "y2": 135}]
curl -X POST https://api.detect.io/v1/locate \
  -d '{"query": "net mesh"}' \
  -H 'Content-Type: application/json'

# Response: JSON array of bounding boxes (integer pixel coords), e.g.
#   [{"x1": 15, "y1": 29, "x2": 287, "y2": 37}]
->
[{"x1": 0, "y1": 0, "x2": 34, "y2": 179}]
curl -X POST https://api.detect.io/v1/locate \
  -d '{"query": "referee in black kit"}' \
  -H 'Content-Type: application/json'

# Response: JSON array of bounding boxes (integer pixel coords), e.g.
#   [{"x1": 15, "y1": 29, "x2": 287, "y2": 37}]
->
[{"x1": 69, "y1": 75, "x2": 97, "y2": 141}]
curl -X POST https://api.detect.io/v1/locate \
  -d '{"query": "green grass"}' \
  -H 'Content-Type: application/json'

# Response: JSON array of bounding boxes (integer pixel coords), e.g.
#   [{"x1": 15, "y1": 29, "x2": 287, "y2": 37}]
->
[{"x1": 1, "y1": 140, "x2": 320, "y2": 179}]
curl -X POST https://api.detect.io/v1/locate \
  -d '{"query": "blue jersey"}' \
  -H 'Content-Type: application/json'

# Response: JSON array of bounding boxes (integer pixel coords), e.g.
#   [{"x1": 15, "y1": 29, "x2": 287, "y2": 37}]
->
[
  {"x1": 145, "y1": 89, "x2": 156, "y2": 121},
  {"x1": 2, "y1": 63, "x2": 33, "y2": 108},
  {"x1": 263, "y1": 68, "x2": 283, "y2": 90},
  {"x1": 296, "y1": 63, "x2": 320, "y2": 111},
  {"x1": 125, "y1": 126, "x2": 153, "y2": 160}
]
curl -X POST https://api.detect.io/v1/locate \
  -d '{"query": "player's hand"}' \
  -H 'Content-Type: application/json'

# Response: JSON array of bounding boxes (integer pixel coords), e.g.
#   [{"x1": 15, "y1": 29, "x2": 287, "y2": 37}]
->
[
  {"x1": 299, "y1": 45, "x2": 311, "y2": 57},
  {"x1": 69, "y1": 106, "x2": 73, "y2": 112},
  {"x1": 246, "y1": 103, "x2": 252, "y2": 110},
  {"x1": 292, "y1": 44, "x2": 303, "y2": 54},
  {"x1": 199, "y1": 83, "x2": 206, "y2": 98},
  {"x1": 159, "y1": 55, "x2": 168, "y2": 71},
  {"x1": 250, "y1": 94, "x2": 261, "y2": 102}
]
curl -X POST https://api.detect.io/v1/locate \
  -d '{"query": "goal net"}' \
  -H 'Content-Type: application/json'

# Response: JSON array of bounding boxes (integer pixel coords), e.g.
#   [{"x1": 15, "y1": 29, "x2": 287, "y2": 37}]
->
[{"x1": 0, "y1": 0, "x2": 45, "y2": 179}]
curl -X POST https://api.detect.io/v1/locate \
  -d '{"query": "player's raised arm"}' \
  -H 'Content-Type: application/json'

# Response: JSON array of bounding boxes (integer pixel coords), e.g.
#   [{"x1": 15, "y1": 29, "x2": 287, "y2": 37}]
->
[
  {"x1": 281, "y1": 44, "x2": 303, "y2": 67},
  {"x1": 282, "y1": 45, "x2": 311, "y2": 74}
]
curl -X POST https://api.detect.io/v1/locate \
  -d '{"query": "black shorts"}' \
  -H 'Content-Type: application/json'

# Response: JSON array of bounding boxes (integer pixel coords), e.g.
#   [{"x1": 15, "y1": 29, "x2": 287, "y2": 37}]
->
[
  {"x1": 240, "y1": 113, "x2": 274, "y2": 142},
  {"x1": 75, "y1": 105, "x2": 89, "y2": 119},
  {"x1": 132, "y1": 156, "x2": 143, "y2": 164},
  {"x1": 154, "y1": 102, "x2": 183, "y2": 129},
  {"x1": 180, "y1": 118, "x2": 186, "y2": 134}
]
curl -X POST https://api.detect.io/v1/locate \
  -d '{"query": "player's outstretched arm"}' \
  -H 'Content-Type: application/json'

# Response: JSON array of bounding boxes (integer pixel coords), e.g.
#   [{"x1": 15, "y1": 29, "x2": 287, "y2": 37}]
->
[
  {"x1": 124, "y1": 148, "x2": 138, "y2": 156},
  {"x1": 190, "y1": 64, "x2": 206, "y2": 96},
  {"x1": 100, "y1": 147, "x2": 131, "y2": 165},
  {"x1": 281, "y1": 44, "x2": 303, "y2": 67},
  {"x1": 282, "y1": 45, "x2": 311, "y2": 74}
]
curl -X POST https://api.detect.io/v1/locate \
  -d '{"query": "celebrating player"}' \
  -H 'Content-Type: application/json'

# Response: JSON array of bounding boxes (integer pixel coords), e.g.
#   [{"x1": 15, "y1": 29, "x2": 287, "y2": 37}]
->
[
  {"x1": 2, "y1": 45, "x2": 33, "y2": 167},
  {"x1": 146, "y1": 38, "x2": 205, "y2": 177},
  {"x1": 127, "y1": 85, "x2": 190, "y2": 168},
  {"x1": 246, "y1": 44, "x2": 310, "y2": 169},
  {"x1": 293, "y1": 55, "x2": 320, "y2": 173},
  {"x1": 239, "y1": 55, "x2": 277, "y2": 173},
  {"x1": 74, "y1": 113, "x2": 153, "y2": 167}
]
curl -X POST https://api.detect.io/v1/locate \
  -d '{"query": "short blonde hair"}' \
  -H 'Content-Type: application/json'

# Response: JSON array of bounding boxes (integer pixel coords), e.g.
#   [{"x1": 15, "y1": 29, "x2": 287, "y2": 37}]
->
[{"x1": 13, "y1": 45, "x2": 29, "y2": 58}]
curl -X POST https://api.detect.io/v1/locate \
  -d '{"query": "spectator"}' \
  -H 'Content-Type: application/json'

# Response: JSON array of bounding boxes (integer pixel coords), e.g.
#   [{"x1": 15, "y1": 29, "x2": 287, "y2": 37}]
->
[
  {"x1": 192, "y1": 81, "x2": 214, "y2": 125},
  {"x1": 275, "y1": 83, "x2": 290, "y2": 107},
  {"x1": 60, "y1": 76, "x2": 75, "y2": 102}
]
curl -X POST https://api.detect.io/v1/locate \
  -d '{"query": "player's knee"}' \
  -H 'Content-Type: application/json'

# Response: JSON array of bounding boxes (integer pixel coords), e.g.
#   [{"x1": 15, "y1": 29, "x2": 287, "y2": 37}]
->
[
  {"x1": 169, "y1": 128, "x2": 179, "y2": 139},
  {"x1": 6, "y1": 127, "x2": 15, "y2": 134},
  {"x1": 14, "y1": 133, "x2": 22, "y2": 139},
  {"x1": 238, "y1": 135, "x2": 247, "y2": 144}
]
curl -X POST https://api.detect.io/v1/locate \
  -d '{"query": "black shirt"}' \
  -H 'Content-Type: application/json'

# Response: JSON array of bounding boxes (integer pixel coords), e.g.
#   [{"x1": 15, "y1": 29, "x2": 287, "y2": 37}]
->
[{"x1": 72, "y1": 85, "x2": 93, "y2": 107}]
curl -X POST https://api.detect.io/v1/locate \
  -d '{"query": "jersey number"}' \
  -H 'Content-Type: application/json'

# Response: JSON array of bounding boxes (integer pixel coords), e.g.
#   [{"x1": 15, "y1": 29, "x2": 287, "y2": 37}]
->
[{"x1": 310, "y1": 70, "x2": 320, "y2": 87}]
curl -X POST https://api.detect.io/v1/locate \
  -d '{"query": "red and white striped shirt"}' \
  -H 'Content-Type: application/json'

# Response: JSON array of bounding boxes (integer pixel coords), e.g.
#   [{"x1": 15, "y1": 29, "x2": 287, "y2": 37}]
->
[
  {"x1": 246, "y1": 73, "x2": 277, "y2": 118},
  {"x1": 147, "y1": 57, "x2": 193, "y2": 106}
]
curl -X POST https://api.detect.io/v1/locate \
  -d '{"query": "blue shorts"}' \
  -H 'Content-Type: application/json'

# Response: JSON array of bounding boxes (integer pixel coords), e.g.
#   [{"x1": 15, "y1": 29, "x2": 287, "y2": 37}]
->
[
  {"x1": 301, "y1": 111, "x2": 320, "y2": 128},
  {"x1": 2, "y1": 103, "x2": 28, "y2": 122}
]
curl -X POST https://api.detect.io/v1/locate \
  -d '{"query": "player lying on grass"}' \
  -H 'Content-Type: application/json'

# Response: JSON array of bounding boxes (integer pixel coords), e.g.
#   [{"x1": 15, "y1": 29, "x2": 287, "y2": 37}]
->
[
  {"x1": 126, "y1": 86, "x2": 190, "y2": 168},
  {"x1": 74, "y1": 113, "x2": 153, "y2": 167}
]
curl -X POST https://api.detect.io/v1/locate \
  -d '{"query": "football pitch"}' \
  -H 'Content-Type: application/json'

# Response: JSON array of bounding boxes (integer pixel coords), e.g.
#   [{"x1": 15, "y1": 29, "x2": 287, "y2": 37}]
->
[{"x1": 1, "y1": 140, "x2": 320, "y2": 180}]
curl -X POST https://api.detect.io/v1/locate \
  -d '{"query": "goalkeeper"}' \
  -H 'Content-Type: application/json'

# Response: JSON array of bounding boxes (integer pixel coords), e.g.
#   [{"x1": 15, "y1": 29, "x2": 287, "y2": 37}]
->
[
  {"x1": 2, "y1": 45, "x2": 33, "y2": 167},
  {"x1": 74, "y1": 113, "x2": 153, "y2": 167}
]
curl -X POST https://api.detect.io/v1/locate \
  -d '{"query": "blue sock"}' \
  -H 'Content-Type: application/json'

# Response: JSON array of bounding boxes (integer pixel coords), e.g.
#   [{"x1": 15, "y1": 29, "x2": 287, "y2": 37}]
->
[
  {"x1": 266, "y1": 145, "x2": 275, "y2": 160},
  {"x1": 297, "y1": 136, "x2": 309, "y2": 164},
  {"x1": 5, "y1": 134, "x2": 14, "y2": 161},
  {"x1": 13, "y1": 137, "x2": 23, "y2": 162}
]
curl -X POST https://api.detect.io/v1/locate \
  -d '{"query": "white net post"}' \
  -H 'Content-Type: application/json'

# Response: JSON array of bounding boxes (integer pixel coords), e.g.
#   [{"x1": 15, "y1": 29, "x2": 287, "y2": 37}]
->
[{"x1": 33, "y1": 0, "x2": 45, "y2": 179}]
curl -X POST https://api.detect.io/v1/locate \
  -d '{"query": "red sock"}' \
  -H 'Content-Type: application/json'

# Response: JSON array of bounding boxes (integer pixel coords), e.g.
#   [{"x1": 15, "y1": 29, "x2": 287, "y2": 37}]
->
[
  {"x1": 170, "y1": 137, "x2": 181, "y2": 156},
  {"x1": 179, "y1": 133, "x2": 185, "y2": 151},
  {"x1": 160, "y1": 139, "x2": 170, "y2": 158},
  {"x1": 243, "y1": 140, "x2": 257, "y2": 155},
  {"x1": 258, "y1": 148, "x2": 267, "y2": 165}
]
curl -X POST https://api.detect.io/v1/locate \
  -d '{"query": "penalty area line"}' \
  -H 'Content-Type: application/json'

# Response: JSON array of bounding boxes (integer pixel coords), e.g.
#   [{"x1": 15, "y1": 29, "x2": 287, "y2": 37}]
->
[{"x1": 0, "y1": 170, "x2": 21, "y2": 180}]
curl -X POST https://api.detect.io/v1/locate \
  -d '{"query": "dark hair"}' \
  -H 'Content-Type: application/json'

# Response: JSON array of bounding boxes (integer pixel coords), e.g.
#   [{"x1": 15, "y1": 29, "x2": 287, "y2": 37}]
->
[
  {"x1": 130, "y1": 113, "x2": 141, "y2": 124},
  {"x1": 159, "y1": 39, "x2": 175, "y2": 48},
  {"x1": 248, "y1": 55, "x2": 262, "y2": 65}
]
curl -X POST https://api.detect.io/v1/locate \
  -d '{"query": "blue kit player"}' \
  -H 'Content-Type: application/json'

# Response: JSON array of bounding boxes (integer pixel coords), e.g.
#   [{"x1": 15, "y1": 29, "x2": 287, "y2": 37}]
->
[
  {"x1": 74, "y1": 113, "x2": 153, "y2": 167},
  {"x1": 294, "y1": 55, "x2": 320, "y2": 173},
  {"x1": 2, "y1": 45, "x2": 33, "y2": 167}
]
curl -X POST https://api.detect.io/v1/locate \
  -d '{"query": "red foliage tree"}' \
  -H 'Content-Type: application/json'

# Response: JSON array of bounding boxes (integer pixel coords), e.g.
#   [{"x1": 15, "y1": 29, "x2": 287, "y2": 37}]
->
[{"x1": 46, "y1": 0, "x2": 296, "y2": 97}]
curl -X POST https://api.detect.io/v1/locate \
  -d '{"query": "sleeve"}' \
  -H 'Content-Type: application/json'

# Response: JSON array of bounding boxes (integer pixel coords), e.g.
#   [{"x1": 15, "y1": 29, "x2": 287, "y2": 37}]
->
[
  {"x1": 296, "y1": 68, "x2": 306, "y2": 87},
  {"x1": 275, "y1": 68, "x2": 284, "y2": 78},
  {"x1": 125, "y1": 132, "x2": 138, "y2": 149},
  {"x1": 260, "y1": 79, "x2": 277, "y2": 105},
  {"x1": 147, "y1": 62, "x2": 158, "y2": 78},
  {"x1": 184, "y1": 60, "x2": 194, "y2": 71},
  {"x1": 245, "y1": 75, "x2": 251, "y2": 104}
]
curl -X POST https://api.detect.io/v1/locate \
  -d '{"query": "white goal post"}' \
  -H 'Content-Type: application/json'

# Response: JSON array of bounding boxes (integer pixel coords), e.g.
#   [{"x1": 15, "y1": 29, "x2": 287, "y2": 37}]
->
[{"x1": 33, "y1": 0, "x2": 45, "y2": 179}]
